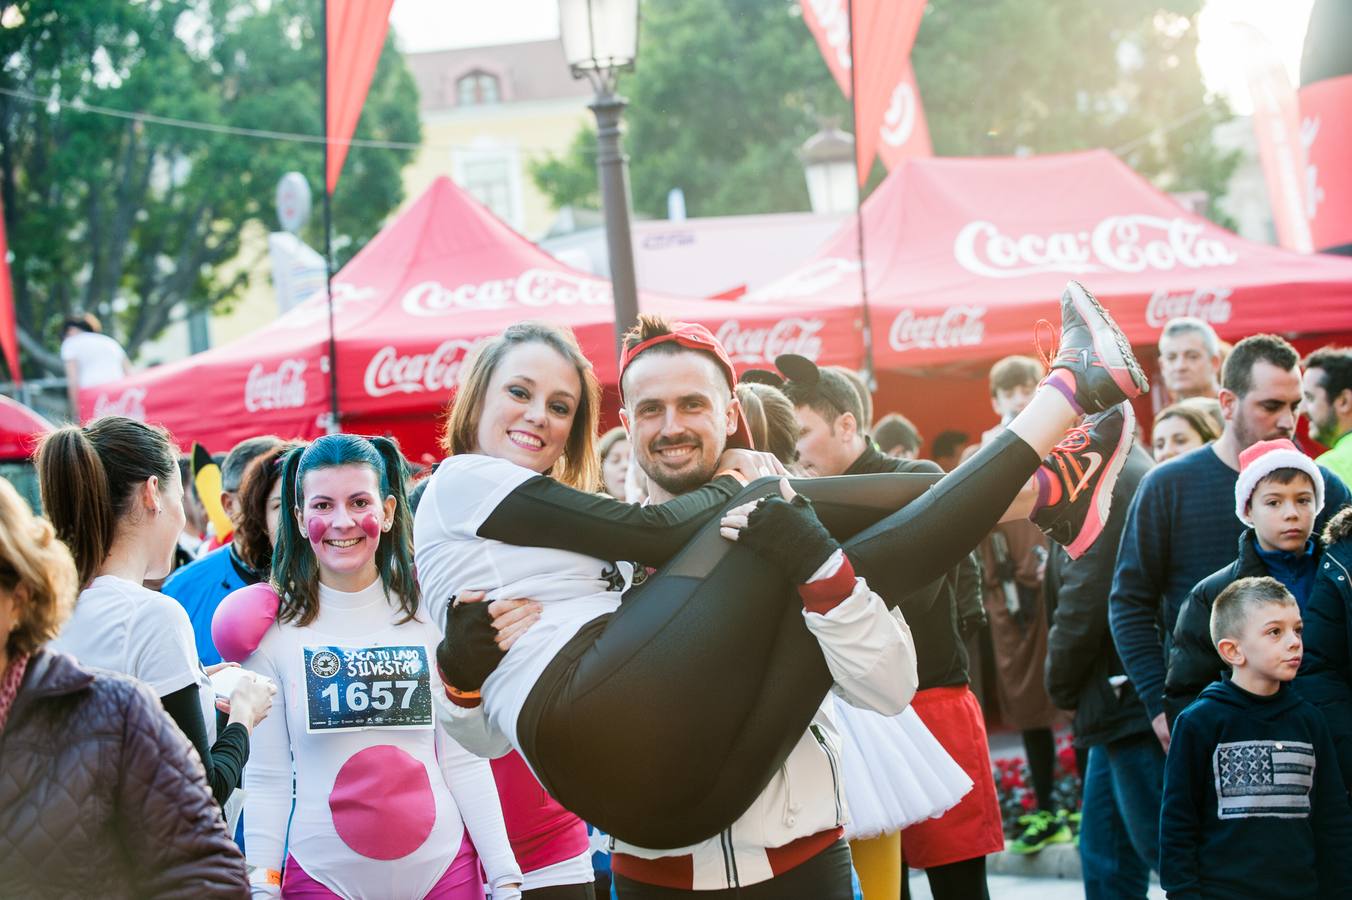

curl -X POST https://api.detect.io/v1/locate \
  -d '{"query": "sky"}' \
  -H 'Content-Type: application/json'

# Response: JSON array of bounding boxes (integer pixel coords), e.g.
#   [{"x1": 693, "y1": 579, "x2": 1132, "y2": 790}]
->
[{"x1": 388, "y1": 0, "x2": 1316, "y2": 115}]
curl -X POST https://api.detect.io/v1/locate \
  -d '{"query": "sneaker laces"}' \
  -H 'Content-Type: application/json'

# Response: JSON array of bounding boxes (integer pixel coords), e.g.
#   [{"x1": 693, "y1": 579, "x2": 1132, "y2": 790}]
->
[
  {"x1": 1034, "y1": 319, "x2": 1058, "y2": 372},
  {"x1": 1051, "y1": 424, "x2": 1091, "y2": 456}
]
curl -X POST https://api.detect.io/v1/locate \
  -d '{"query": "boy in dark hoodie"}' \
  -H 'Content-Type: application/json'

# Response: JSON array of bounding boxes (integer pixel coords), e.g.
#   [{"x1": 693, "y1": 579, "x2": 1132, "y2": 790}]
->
[
  {"x1": 1160, "y1": 576, "x2": 1352, "y2": 899},
  {"x1": 1164, "y1": 439, "x2": 1329, "y2": 722}
]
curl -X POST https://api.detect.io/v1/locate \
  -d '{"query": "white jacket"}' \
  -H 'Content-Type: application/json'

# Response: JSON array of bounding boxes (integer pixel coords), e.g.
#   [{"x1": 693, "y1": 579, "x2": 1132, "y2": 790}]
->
[{"x1": 440, "y1": 552, "x2": 918, "y2": 890}]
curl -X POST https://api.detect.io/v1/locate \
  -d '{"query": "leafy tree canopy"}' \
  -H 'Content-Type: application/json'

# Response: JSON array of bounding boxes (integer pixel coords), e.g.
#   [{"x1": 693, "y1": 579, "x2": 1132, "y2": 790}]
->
[
  {"x1": 0, "y1": 0, "x2": 420, "y2": 372},
  {"x1": 532, "y1": 0, "x2": 1236, "y2": 225}
]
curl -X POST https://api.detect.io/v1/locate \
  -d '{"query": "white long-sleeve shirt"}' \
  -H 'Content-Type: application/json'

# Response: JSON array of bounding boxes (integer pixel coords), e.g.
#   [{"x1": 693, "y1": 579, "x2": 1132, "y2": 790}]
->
[{"x1": 240, "y1": 579, "x2": 521, "y2": 899}]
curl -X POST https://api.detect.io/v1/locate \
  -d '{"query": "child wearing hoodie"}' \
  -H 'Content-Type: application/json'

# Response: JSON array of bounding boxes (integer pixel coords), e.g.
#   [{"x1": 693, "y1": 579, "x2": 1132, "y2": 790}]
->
[
  {"x1": 1164, "y1": 439, "x2": 1329, "y2": 723},
  {"x1": 1160, "y1": 576, "x2": 1352, "y2": 899}
]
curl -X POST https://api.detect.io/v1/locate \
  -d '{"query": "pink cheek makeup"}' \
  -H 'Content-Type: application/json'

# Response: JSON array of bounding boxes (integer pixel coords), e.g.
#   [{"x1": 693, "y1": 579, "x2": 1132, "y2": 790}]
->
[
  {"x1": 308, "y1": 516, "x2": 328, "y2": 545},
  {"x1": 360, "y1": 514, "x2": 380, "y2": 540}
]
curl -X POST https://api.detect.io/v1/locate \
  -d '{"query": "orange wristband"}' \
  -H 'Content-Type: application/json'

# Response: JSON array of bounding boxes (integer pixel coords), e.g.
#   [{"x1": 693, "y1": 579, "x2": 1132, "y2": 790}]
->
[{"x1": 713, "y1": 468, "x2": 749, "y2": 486}]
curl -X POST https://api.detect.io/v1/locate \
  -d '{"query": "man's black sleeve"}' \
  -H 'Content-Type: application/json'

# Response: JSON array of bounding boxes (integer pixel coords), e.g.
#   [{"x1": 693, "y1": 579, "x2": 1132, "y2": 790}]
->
[{"x1": 478, "y1": 474, "x2": 743, "y2": 567}]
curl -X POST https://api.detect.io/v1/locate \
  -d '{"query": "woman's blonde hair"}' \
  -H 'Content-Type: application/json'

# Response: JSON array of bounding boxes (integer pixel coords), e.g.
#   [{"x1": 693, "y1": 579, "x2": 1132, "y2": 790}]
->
[
  {"x1": 441, "y1": 322, "x2": 601, "y2": 491},
  {"x1": 0, "y1": 478, "x2": 78, "y2": 658},
  {"x1": 597, "y1": 426, "x2": 628, "y2": 465}
]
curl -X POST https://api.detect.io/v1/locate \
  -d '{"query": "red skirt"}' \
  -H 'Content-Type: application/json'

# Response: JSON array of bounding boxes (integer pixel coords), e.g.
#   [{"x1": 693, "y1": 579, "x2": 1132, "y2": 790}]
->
[{"x1": 900, "y1": 685, "x2": 1005, "y2": 868}]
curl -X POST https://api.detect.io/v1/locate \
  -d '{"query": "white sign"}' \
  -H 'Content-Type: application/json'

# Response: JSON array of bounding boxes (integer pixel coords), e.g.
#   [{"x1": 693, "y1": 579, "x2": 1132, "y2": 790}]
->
[
  {"x1": 401, "y1": 268, "x2": 612, "y2": 317},
  {"x1": 244, "y1": 359, "x2": 308, "y2": 412},
  {"x1": 1144, "y1": 287, "x2": 1234, "y2": 328},
  {"x1": 714, "y1": 318, "x2": 825, "y2": 365},
  {"x1": 91, "y1": 387, "x2": 147, "y2": 421},
  {"x1": 276, "y1": 172, "x2": 312, "y2": 234},
  {"x1": 888, "y1": 306, "x2": 987, "y2": 353},
  {"x1": 363, "y1": 339, "x2": 486, "y2": 398},
  {"x1": 954, "y1": 215, "x2": 1240, "y2": 279}
]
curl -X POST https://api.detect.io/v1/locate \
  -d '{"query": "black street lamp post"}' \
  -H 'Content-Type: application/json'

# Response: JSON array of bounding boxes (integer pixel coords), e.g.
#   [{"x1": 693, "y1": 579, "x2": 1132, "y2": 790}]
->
[{"x1": 558, "y1": 0, "x2": 641, "y2": 362}]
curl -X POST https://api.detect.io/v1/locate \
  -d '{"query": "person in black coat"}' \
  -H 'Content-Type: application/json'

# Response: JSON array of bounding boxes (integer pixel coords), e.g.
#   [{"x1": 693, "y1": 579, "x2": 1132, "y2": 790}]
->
[
  {"x1": 1164, "y1": 439, "x2": 1329, "y2": 724},
  {"x1": 1046, "y1": 443, "x2": 1163, "y2": 898},
  {"x1": 1295, "y1": 505, "x2": 1352, "y2": 785}
]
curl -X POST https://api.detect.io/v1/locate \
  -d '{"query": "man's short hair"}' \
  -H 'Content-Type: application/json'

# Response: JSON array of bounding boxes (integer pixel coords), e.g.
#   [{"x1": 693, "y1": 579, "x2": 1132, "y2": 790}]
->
[
  {"x1": 1304, "y1": 346, "x2": 1352, "y2": 406},
  {"x1": 829, "y1": 367, "x2": 873, "y2": 427},
  {"x1": 1222, "y1": 334, "x2": 1299, "y2": 398},
  {"x1": 1210, "y1": 576, "x2": 1297, "y2": 648},
  {"x1": 62, "y1": 313, "x2": 100, "y2": 335},
  {"x1": 1159, "y1": 317, "x2": 1220, "y2": 356},
  {"x1": 874, "y1": 413, "x2": 922, "y2": 456},
  {"x1": 619, "y1": 314, "x2": 726, "y2": 398},
  {"x1": 989, "y1": 356, "x2": 1043, "y2": 397},
  {"x1": 931, "y1": 430, "x2": 970, "y2": 460},
  {"x1": 222, "y1": 435, "x2": 284, "y2": 493},
  {"x1": 783, "y1": 366, "x2": 865, "y2": 430}
]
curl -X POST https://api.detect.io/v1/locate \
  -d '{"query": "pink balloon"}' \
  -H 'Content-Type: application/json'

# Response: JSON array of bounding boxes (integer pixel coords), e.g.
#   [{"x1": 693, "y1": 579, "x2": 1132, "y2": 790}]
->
[{"x1": 211, "y1": 582, "x2": 281, "y2": 662}]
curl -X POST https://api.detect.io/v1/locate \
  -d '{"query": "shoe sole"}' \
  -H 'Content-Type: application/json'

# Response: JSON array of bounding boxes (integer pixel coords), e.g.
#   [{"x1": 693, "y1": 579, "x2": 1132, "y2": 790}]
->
[
  {"x1": 1064, "y1": 402, "x2": 1136, "y2": 560},
  {"x1": 1064, "y1": 280, "x2": 1149, "y2": 401}
]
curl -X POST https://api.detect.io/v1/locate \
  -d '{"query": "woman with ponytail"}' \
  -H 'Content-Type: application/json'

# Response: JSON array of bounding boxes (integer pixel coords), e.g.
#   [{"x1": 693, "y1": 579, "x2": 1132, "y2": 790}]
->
[
  {"x1": 38, "y1": 416, "x2": 274, "y2": 807},
  {"x1": 224, "y1": 433, "x2": 520, "y2": 900}
]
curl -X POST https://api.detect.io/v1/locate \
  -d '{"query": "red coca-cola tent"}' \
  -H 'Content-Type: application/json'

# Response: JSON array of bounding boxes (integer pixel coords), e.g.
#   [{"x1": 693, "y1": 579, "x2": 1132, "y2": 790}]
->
[
  {"x1": 744, "y1": 149, "x2": 1352, "y2": 445},
  {"x1": 0, "y1": 395, "x2": 52, "y2": 460},
  {"x1": 83, "y1": 177, "x2": 863, "y2": 458}
]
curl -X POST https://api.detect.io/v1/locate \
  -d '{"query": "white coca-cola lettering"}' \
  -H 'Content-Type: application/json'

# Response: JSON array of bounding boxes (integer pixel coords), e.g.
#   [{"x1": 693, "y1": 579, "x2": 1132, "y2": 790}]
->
[
  {"x1": 244, "y1": 359, "x2": 308, "y2": 412},
  {"x1": 275, "y1": 282, "x2": 375, "y2": 330},
  {"x1": 400, "y1": 269, "x2": 612, "y2": 317},
  {"x1": 880, "y1": 79, "x2": 917, "y2": 147},
  {"x1": 888, "y1": 306, "x2": 987, "y2": 353},
  {"x1": 954, "y1": 216, "x2": 1240, "y2": 279},
  {"x1": 807, "y1": 0, "x2": 852, "y2": 70},
  {"x1": 1144, "y1": 287, "x2": 1234, "y2": 328},
  {"x1": 714, "y1": 318, "x2": 825, "y2": 365},
  {"x1": 363, "y1": 339, "x2": 485, "y2": 398},
  {"x1": 92, "y1": 387, "x2": 147, "y2": 421}
]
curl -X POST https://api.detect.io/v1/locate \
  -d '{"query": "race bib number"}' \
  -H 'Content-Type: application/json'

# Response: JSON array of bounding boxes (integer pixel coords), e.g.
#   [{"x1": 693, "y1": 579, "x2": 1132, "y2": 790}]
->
[{"x1": 303, "y1": 645, "x2": 434, "y2": 733}]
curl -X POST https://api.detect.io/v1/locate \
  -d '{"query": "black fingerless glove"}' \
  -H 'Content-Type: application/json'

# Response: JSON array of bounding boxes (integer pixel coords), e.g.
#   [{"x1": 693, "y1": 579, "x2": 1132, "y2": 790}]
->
[
  {"x1": 437, "y1": 600, "x2": 505, "y2": 693},
  {"x1": 737, "y1": 493, "x2": 841, "y2": 585}
]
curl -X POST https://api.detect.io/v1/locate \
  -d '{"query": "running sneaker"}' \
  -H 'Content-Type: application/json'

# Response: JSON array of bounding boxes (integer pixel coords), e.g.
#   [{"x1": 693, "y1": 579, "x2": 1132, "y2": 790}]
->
[
  {"x1": 1033, "y1": 402, "x2": 1136, "y2": 559},
  {"x1": 1008, "y1": 809, "x2": 1074, "y2": 855},
  {"x1": 1042, "y1": 280, "x2": 1150, "y2": 414}
]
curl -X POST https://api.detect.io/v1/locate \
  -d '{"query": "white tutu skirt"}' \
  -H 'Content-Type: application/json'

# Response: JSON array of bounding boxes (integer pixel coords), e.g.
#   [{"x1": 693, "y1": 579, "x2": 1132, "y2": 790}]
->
[{"x1": 832, "y1": 697, "x2": 974, "y2": 840}]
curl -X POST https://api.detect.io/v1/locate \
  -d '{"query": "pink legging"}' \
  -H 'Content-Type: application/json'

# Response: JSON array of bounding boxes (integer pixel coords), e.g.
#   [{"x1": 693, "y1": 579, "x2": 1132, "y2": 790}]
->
[{"x1": 281, "y1": 833, "x2": 480, "y2": 898}]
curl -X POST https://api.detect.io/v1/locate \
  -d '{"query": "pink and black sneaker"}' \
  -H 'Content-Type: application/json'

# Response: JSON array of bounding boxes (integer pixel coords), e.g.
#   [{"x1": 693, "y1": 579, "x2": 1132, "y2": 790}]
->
[
  {"x1": 1032, "y1": 401, "x2": 1136, "y2": 559},
  {"x1": 1040, "y1": 281, "x2": 1149, "y2": 415}
]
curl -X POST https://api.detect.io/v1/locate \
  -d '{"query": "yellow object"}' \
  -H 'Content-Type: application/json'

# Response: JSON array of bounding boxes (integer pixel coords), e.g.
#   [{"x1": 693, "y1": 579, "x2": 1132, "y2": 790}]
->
[
  {"x1": 850, "y1": 832, "x2": 901, "y2": 900},
  {"x1": 192, "y1": 443, "x2": 233, "y2": 540}
]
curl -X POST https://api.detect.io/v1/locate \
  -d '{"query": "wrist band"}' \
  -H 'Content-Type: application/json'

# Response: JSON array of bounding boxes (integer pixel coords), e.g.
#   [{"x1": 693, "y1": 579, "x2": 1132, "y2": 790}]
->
[
  {"x1": 713, "y1": 468, "x2": 749, "y2": 486},
  {"x1": 247, "y1": 866, "x2": 282, "y2": 886},
  {"x1": 435, "y1": 663, "x2": 483, "y2": 708}
]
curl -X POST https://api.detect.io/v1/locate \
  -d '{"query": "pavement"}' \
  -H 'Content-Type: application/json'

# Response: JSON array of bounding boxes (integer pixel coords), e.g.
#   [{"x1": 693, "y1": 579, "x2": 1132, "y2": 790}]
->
[{"x1": 907, "y1": 869, "x2": 1166, "y2": 899}]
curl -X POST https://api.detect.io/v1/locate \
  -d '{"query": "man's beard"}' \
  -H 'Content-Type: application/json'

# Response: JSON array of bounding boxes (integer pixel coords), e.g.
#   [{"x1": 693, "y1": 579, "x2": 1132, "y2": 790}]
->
[
  {"x1": 641, "y1": 434, "x2": 720, "y2": 496},
  {"x1": 1312, "y1": 410, "x2": 1340, "y2": 446},
  {"x1": 1233, "y1": 412, "x2": 1293, "y2": 450}
]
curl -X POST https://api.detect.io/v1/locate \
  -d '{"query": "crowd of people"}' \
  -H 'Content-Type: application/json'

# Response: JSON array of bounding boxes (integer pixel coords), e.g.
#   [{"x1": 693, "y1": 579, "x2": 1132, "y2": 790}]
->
[{"x1": 4, "y1": 281, "x2": 1352, "y2": 900}]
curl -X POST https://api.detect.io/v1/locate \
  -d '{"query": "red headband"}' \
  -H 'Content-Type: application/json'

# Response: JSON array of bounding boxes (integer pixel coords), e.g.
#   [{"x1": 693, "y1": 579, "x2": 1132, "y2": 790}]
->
[{"x1": 618, "y1": 322, "x2": 754, "y2": 451}]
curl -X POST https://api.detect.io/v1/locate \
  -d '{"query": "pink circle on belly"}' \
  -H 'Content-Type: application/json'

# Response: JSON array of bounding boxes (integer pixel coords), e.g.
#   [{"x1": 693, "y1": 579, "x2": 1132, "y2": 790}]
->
[{"x1": 329, "y1": 744, "x2": 437, "y2": 860}]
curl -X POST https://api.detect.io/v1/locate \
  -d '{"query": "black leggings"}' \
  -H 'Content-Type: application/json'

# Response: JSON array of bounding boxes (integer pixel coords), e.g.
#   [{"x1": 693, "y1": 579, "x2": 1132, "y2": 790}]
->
[{"x1": 515, "y1": 430, "x2": 1040, "y2": 849}]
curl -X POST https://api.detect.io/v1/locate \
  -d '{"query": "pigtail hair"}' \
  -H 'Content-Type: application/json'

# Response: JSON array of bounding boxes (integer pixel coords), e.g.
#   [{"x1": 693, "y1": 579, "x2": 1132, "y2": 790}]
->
[
  {"x1": 271, "y1": 444, "x2": 321, "y2": 626},
  {"x1": 369, "y1": 436, "x2": 420, "y2": 622}
]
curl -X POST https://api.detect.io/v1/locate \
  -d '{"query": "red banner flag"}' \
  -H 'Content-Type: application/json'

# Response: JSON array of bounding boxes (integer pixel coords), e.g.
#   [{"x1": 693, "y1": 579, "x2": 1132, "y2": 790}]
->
[
  {"x1": 325, "y1": 0, "x2": 395, "y2": 195},
  {"x1": 802, "y1": 0, "x2": 930, "y2": 182},
  {"x1": 1235, "y1": 24, "x2": 1312, "y2": 252},
  {"x1": 0, "y1": 196, "x2": 21, "y2": 385}
]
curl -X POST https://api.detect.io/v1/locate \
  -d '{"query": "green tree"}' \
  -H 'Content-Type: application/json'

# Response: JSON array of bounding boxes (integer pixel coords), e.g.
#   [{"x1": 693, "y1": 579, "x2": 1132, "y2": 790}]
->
[
  {"x1": 532, "y1": 0, "x2": 1236, "y2": 225},
  {"x1": 0, "y1": 0, "x2": 420, "y2": 373}
]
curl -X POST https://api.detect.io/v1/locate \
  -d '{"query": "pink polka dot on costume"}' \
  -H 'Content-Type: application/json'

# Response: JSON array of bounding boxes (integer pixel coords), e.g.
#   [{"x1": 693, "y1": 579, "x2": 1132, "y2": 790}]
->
[{"x1": 329, "y1": 745, "x2": 436, "y2": 860}]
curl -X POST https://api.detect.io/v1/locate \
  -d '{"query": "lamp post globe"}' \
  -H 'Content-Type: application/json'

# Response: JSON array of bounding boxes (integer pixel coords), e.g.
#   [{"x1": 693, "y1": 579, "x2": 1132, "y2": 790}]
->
[{"x1": 559, "y1": 0, "x2": 641, "y2": 362}]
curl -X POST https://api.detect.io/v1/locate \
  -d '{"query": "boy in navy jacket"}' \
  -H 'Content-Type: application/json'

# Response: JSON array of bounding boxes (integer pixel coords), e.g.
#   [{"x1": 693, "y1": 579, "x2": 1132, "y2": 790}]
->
[{"x1": 1160, "y1": 576, "x2": 1352, "y2": 899}]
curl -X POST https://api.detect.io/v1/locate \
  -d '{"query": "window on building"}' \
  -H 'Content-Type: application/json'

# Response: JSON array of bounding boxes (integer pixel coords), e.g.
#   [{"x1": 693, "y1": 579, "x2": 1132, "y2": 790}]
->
[
  {"x1": 456, "y1": 71, "x2": 500, "y2": 106},
  {"x1": 461, "y1": 155, "x2": 514, "y2": 223}
]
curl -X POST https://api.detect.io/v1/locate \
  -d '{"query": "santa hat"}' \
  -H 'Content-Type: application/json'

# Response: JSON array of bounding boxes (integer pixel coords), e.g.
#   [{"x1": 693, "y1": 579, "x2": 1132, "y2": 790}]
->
[{"x1": 1234, "y1": 438, "x2": 1325, "y2": 526}]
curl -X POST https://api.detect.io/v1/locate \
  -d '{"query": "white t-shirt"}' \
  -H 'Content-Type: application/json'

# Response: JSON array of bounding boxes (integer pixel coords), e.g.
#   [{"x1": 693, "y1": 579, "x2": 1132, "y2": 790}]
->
[
  {"x1": 50, "y1": 575, "x2": 215, "y2": 741},
  {"x1": 413, "y1": 454, "x2": 624, "y2": 753},
  {"x1": 240, "y1": 579, "x2": 519, "y2": 900},
  {"x1": 60, "y1": 331, "x2": 128, "y2": 387}
]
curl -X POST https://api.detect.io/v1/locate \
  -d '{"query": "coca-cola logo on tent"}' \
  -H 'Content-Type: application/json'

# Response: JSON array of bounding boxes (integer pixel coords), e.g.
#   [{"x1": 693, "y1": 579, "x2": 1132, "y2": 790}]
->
[
  {"x1": 92, "y1": 387, "x2": 147, "y2": 421},
  {"x1": 714, "y1": 318, "x2": 825, "y2": 365},
  {"x1": 364, "y1": 339, "x2": 486, "y2": 398},
  {"x1": 807, "y1": 0, "x2": 852, "y2": 70},
  {"x1": 744, "y1": 258, "x2": 861, "y2": 302},
  {"x1": 402, "y1": 269, "x2": 612, "y2": 317},
  {"x1": 1144, "y1": 287, "x2": 1233, "y2": 328},
  {"x1": 954, "y1": 216, "x2": 1240, "y2": 279},
  {"x1": 889, "y1": 306, "x2": 986, "y2": 353},
  {"x1": 245, "y1": 359, "x2": 308, "y2": 412}
]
